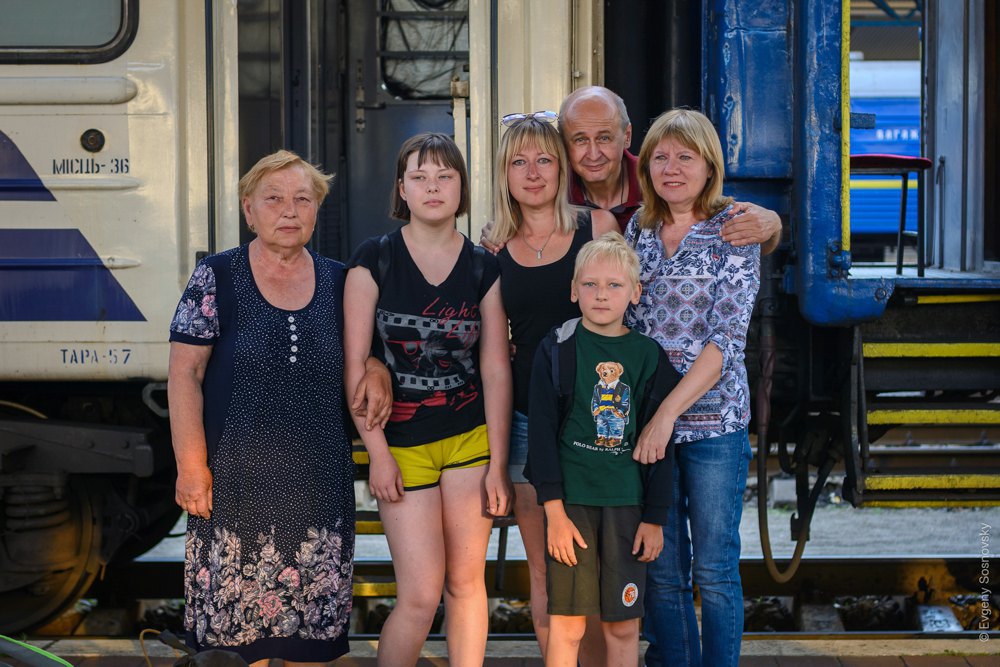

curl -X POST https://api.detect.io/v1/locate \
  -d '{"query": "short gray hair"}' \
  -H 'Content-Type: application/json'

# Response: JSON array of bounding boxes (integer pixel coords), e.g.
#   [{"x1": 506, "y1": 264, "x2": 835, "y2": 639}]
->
[{"x1": 558, "y1": 86, "x2": 631, "y2": 134}]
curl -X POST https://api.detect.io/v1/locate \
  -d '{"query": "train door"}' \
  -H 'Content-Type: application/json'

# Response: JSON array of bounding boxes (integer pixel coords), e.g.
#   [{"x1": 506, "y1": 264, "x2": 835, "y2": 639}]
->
[
  {"x1": 925, "y1": 0, "x2": 996, "y2": 272},
  {"x1": 342, "y1": 0, "x2": 468, "y2": 251},
  {"x1": 0, "y1": 1, "x2": 239, "y2": 381}
]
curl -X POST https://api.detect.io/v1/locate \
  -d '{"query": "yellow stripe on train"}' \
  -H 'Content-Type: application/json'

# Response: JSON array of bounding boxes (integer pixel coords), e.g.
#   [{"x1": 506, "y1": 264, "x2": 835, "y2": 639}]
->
[
  {"x1": 863, "y1": 343, "x2": 1000, "y2": 357},
  {"x1": 867, "y1": 409, "x2": 1000, "y2": 424},
  {"x1": 864, "y1": 474, "x2": 1000, "y2": 490},
  {"x1": 849, "y1": 179, "x2": 911, "y2": 190}
]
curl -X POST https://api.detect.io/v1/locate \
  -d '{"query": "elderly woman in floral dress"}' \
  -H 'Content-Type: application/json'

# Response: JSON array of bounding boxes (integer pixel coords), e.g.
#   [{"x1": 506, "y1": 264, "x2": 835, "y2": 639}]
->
[{"x1": 168, "y1": 150, "x2": 390, "y2": 666}]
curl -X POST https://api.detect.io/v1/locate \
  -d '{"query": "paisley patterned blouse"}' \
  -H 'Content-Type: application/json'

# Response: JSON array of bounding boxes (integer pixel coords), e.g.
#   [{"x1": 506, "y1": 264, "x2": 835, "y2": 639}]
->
[{"x1": 624, "y1": 205, "x2": 760, "y2": 443}]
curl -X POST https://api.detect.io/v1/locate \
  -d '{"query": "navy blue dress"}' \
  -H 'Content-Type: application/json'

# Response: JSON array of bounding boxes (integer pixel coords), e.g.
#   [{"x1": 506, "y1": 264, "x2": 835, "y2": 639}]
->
[{"x1": 169, "y1": 245, "x2": 354, "y2": 664}]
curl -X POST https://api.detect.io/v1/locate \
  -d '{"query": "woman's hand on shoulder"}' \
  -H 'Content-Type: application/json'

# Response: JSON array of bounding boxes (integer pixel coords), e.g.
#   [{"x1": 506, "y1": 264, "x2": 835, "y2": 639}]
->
[
  {"x1": 484, "y1": 465, "x2": 513, "y2": 517},
  {"x1": 591, "y1": 209, "x2": 619, "y2": 238},
  {"x1": 480, "y1": 220, "x2": 505, "y2": 255},
  {"x1": 368, "y1": 451, "x2": 405, "y2": 502},
  {"x1": 176, "y1": 464, "x2": 213, "y2": 519}
]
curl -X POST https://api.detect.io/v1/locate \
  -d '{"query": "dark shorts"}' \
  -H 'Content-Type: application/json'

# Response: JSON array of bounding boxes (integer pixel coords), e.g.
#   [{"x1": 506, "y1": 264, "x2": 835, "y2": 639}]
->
[{"x1": 545, "y1": 504, "x2": 646, "y2": 622}]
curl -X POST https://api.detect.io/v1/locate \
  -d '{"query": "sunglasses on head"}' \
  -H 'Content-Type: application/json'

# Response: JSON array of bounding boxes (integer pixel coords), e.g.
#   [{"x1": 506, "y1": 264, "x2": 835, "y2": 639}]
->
[{"x1": 500, "y1": 110, "x2": 559, "y2": 127}]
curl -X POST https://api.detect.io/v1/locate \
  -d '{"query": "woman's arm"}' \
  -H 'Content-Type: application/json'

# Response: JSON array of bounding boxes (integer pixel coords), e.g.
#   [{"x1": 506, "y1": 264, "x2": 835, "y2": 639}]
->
[
  {"x1": 343, "y1": 266, "x2": 404, "y2": 502},
  {"x1": 590, "y1": 209, "x2": 618, "y2": 238},
  {"x1": 478, "y1": 279, "x2": 514, "y2": 516},
  {"x1": 633, "y1": 344, "x2": 722, "y2": 464},
  {"x1": 168, "y1": 342, "x2": 214, "y2": 519}
]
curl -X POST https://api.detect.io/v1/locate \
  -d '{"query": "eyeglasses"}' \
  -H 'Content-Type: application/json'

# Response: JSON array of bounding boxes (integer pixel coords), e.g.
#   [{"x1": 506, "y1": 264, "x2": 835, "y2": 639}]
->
[{"x1": 500, "y1": 110, "x2": 558, "y2": 127}]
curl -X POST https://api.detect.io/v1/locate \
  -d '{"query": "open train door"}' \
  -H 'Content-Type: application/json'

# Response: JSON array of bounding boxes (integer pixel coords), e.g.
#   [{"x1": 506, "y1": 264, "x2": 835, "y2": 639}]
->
[{"x1": 341, "y1": 0, "x2": 469, "y2": 250}]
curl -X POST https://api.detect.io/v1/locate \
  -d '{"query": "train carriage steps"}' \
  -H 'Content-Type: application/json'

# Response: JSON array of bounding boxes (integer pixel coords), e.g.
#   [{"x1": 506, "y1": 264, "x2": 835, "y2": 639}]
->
[{"x1": 857, "y1": 295, "x2": 1000, "y2": 506}]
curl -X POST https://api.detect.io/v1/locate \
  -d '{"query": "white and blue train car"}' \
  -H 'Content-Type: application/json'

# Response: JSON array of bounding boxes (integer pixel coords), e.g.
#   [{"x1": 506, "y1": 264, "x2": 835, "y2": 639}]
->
[{"x1": 0, "y1": 0, "x2": 239, "y2": 630}]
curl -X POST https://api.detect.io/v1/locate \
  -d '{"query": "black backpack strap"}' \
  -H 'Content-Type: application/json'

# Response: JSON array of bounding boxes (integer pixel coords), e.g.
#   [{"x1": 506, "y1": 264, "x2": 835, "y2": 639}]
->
[
  {"x1": 470, "y1": 244, "x2": 488, "y2": 297},
  {"x1": 376, "y1": 233, "x2": 392, "y2": 287}
]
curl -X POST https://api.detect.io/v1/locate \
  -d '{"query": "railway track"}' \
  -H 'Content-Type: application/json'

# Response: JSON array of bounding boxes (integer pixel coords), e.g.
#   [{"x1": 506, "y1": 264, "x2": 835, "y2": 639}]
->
[{"x1": 63, "y1": 556, "x2": 995, "y2": 640}]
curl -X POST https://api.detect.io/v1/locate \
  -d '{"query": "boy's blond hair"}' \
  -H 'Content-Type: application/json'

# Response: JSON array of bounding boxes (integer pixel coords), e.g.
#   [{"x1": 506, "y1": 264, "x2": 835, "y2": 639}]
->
[{"x1": 572, "y1": 232, "x2": 641, "y2": 287}]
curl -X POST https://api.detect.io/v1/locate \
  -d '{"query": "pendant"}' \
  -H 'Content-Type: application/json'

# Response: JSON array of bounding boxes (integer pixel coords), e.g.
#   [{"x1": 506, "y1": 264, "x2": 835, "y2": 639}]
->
[{"x1": 536, "y1": 249, "x2": 543, "y2": 259}]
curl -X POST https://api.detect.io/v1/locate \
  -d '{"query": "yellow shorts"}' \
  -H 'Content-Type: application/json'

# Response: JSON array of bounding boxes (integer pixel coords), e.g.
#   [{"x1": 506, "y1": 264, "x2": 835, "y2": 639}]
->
[{"x1": 389, "y1": 424, "x2": 491, "y2": 491}]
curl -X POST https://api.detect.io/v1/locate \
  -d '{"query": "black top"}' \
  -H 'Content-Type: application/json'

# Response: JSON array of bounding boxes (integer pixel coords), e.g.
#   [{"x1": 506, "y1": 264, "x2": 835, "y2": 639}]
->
[
  {"x1": 348, "y1": 229, "x2": 500, "y2": 446},
  {"x1": 497, "y1": 211, "x2": 593, "y2": 414}
]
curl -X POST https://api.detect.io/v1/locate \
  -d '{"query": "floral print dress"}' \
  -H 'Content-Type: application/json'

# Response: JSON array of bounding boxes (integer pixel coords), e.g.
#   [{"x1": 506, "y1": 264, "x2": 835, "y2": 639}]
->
[{"x1": 169, "y1": 246, "x2": 355, "y2": 664}]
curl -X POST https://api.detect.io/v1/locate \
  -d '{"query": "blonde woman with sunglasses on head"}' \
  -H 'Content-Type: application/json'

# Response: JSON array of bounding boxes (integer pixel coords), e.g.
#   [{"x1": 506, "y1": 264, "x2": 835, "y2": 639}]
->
[{"x1": 488, "y1": 112, "x2": 617, "y2": 665}]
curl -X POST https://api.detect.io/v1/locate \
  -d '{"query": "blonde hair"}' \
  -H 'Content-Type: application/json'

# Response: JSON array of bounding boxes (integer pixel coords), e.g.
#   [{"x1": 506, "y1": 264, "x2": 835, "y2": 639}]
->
[
  {"x1": 636, "y1": 109, "x2": 732, "y2": 230},
  {"x1": 490, "y1": 117, "x2": 579, "y2": 245},
  {"x1": 390, "y1": 133, "x2": 470, "y2": 221},
  {"x1": 238, "y1": 150, "x2": 333, "y2": 204},
  {"x1": 572, "y1": 232, "x2": 640, "y2": 287}
]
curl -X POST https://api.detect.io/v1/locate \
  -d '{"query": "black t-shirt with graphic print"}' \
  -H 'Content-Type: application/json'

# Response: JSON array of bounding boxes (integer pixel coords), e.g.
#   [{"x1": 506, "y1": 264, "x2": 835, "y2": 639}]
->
[{"x1": 348, "y1": 229, "x2": 500, "y2": 447}]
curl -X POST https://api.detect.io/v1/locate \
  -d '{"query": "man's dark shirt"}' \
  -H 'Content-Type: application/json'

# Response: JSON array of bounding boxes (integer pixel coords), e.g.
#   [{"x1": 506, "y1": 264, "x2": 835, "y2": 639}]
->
[{"x1": 567, "y1": 150, "x2": 641, "y2": 232}]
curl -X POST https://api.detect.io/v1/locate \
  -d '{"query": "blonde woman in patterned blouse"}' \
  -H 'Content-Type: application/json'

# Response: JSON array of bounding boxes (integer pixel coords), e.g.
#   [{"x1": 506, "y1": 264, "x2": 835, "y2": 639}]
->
[{"x1": 623, "y1": 109, "x2": 760, "y2": 667}]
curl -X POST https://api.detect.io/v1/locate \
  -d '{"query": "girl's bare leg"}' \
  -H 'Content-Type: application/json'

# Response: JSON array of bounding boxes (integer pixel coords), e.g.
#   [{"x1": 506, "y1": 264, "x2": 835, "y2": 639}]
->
[
  {"x1": 440, "y1": 465, "x2": 494, "y2": 667},
  {"x1": 377, "y1": 487, "x2": 446, "y2": 667}
]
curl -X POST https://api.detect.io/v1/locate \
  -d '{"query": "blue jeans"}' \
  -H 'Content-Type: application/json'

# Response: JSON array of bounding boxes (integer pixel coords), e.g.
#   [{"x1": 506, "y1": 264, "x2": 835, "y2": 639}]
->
[
  {"x1": 643, "y1": 429, "x2": 752, "y2": 667},
  {"x1": 508, "y1": 410, "x2": 529, "y2": 483},
  {"x1": 595, "y1": 410, "x2": 626, "y2": 442}
]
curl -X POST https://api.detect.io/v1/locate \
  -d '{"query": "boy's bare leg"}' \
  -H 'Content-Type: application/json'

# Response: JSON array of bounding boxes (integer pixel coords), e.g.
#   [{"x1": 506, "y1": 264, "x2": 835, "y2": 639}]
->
[
  {"x1": 546, "y1": 615, "x2": 587, "y2": 667},
  {"x1": 601, "y1": 618, "x2": 641, "y2": 667}
]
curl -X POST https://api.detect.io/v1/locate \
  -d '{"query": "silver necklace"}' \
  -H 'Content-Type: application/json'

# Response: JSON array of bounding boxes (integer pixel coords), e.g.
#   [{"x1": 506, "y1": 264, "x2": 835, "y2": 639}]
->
[{"x1": 521, "y1": 227, "x2": 556, "y2": 259}]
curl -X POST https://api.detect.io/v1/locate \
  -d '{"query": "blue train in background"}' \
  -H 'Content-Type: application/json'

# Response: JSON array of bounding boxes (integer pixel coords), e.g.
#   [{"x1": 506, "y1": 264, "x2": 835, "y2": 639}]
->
[{"x1": 849, "y1": 60, "x2": 921, "y2": 243}]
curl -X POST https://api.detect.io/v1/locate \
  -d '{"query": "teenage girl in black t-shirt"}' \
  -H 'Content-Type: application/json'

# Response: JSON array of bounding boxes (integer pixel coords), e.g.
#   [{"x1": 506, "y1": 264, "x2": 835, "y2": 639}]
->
[
  {"x1": 486, "y1": 115, "x2": 617, "y2": 664},
  {"x1": 344, "y1": 133, "x2": 513, "y2": 667}
]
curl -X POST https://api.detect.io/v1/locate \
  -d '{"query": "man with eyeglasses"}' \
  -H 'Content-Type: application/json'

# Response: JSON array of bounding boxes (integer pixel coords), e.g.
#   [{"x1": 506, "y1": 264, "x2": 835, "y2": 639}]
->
[{"x1": 559, "y1": 86, "x2": 782, "y2": 254}]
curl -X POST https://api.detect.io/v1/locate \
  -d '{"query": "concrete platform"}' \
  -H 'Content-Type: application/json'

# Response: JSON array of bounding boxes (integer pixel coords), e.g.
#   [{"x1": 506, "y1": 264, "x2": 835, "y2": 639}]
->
[{"x1": 11, "y1": 638, "x2": 998, "y2": 666}]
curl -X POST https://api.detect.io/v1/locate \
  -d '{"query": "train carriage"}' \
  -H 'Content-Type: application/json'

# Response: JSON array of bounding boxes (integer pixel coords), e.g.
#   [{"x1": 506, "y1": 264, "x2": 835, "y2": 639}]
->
[{"x1": 0, "y1": 0, "x2": 996, "y2": 632}]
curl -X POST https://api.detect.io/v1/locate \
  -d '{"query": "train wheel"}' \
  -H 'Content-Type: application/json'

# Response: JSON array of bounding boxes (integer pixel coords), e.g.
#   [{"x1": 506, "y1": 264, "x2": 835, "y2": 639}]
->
[{"x1": 0, "y1": 477, "x2": 104, "y2": 633}]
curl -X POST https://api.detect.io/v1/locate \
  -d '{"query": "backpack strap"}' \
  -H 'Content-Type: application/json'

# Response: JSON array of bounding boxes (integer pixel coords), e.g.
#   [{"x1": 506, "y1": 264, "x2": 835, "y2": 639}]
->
[
  {"x1": 376, "y1": 233, "x2": 392, "y2": 287},
  {"x1": 470, "y1": 244, "x2": 488, "y2": 298}
]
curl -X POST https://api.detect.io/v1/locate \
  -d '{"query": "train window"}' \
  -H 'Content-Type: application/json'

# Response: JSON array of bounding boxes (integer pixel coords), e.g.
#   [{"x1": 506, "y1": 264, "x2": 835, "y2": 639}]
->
[
  {"x1": 0, "y1": 0, "x2": 137, "y2": 64},
  {"x1": 379, "y1": 0, "x2": 469, "y2": 99}
]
